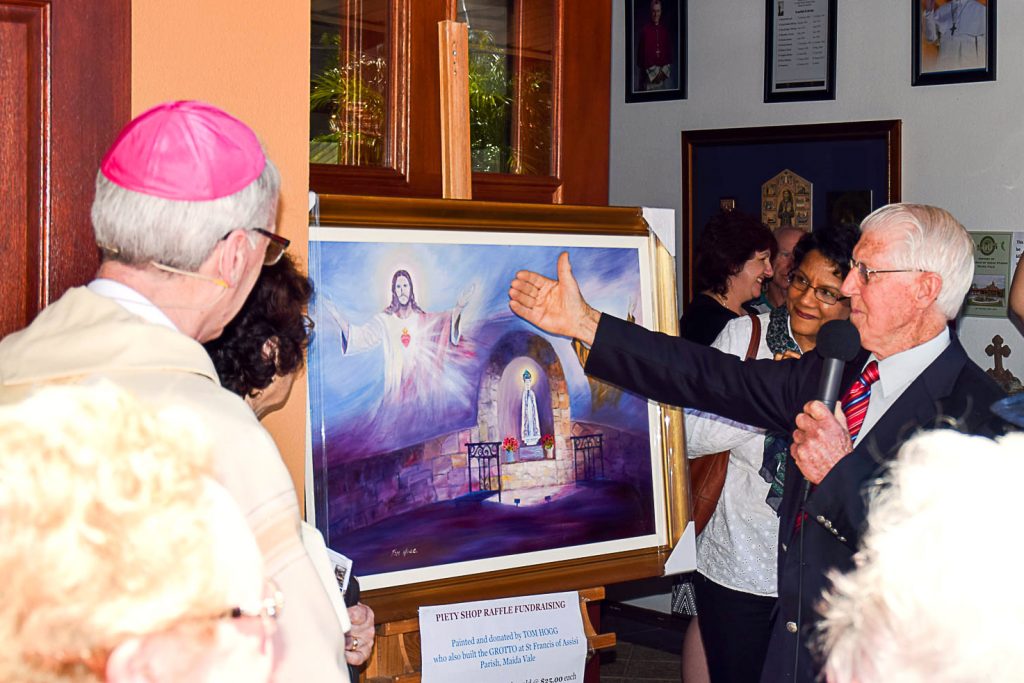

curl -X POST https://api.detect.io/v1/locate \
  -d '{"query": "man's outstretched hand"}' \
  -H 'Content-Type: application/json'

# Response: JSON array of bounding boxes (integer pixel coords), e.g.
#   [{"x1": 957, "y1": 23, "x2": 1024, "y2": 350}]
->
[{"x1": 508, "y1": 252, "x2": 601, "y2": 344}]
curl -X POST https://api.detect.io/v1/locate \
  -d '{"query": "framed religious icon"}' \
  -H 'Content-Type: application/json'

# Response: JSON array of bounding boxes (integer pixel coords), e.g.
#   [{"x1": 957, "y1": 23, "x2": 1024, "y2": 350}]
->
[
  {"x1": 763, "y1": 0, "x2": 837, "y2": 102},
  {"x1": 912, "y1": 0, "x2": 995, "y2": 86},
  {"x1": 305, "y1": 196, "x2": 685, "y2": 620},
  {"x1": 761, "y1": 169, "x2": 812, "y2": 231},
  {"x1": 680, "y1": 120, "x2": 901, "y2": 305},
  {"x1": 625, "y1": 0, "x2": 687, "y2": 102}
]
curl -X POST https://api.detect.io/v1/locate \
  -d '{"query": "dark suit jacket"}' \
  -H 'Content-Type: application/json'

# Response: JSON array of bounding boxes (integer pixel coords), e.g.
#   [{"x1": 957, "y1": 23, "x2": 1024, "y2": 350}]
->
[{"x1": 586, "y1": 314, "x2": 1005, "y2": 683}]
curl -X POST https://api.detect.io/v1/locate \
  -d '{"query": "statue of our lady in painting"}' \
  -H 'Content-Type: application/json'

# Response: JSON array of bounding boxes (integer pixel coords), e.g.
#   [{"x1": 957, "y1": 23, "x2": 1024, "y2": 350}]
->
[{"x1": 521, "y1": 369, "x2": 541, "y2": 446}]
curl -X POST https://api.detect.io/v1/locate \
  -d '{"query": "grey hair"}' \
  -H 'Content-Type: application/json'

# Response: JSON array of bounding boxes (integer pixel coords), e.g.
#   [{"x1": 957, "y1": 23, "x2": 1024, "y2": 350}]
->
[
  {"x1": 91, "y1": 157, "x2": 280, "y2": 270},
  {"x1": 819, "y1": 430, "x2": 1024, "y2": 683},
  {"x1": 859, "y1": 203, "x2": 974, "y2": 320}
]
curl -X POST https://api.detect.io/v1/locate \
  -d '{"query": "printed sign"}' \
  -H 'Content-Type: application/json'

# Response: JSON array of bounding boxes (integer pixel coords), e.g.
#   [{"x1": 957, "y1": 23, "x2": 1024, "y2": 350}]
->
[
  {"x1": 965, "y1": 231, "x2": 1012, "y2": 317},
  {"x1": 419, "y1": 591, "x2": 587, "y2": 683}
]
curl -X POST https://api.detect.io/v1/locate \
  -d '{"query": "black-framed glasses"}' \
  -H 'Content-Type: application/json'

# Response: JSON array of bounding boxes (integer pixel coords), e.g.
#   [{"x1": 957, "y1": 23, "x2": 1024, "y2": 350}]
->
[
  {"x1": 849, "y1": 258, "x2": 926, "y2": 285},
  {"x1": 788, "y1": 271, "x2": 847, "y2": 306},
  {"x1": 220, "y1": 228, "x2": 290, "y2": 266},
  {"x1": 251, "y1": 228, "x2": 290, "y2": 266}
]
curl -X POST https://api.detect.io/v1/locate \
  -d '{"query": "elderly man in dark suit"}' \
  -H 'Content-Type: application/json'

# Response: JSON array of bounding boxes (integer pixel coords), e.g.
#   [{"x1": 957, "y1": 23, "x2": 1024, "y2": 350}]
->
[{"x1": 508, "y1": 203, "x2": 1004, "y2": 683}]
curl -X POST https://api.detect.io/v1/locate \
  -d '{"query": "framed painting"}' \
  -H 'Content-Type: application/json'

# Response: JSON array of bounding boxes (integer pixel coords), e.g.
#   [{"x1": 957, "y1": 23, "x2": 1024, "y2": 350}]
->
[
  {"x1": 680, "y1": 120, "x2": 901, "y2": 305},
  {"x1": 764, "y1": 0, "x2": 837, "y2": 102},
  {"x1": 625, "y1": 0, "x2": 687, "y2": 102},
  {"x1": 912, "y1": 0, "x2": 995, "y2": 86},
  {"x1": 306, "y1": 196, "x2": 685, "y2": 620}
]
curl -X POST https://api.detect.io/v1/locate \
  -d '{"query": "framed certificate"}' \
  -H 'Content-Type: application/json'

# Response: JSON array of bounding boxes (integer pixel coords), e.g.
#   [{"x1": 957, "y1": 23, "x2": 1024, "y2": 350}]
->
[{"x1": 763, "y1": 0, "x2": 837, "y2": 102}]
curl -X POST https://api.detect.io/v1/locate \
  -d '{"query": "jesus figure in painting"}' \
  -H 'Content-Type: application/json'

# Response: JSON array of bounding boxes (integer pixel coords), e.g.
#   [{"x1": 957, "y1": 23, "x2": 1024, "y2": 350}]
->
[{"x1": 325, "y1": 269, "x2": 475, "y2": 414}]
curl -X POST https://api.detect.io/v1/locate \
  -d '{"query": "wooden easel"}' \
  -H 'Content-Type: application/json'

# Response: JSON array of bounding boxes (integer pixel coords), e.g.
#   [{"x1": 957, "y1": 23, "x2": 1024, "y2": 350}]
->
[{"x1": 356, "y1": 22, "x2": 615, "y2": 683}]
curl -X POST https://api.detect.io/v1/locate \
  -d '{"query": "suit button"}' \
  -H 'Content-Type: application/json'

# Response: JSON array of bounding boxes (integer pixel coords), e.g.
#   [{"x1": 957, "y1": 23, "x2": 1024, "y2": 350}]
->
[
  {"x1": 786, "y1": 621, "x2": 798, "y2": 633},
  {"x1": 824, "y1": 520, "x2": 832, "y2": 529},
  {"x1": 816, "y1": 515, "x2": 826, "y2": 524},
  {"x1": 839, "y1": 536, "x2": 847, "y2": 543},
  {"x1": 831, "y1": 528, "x2": 839, "y2": 535}
]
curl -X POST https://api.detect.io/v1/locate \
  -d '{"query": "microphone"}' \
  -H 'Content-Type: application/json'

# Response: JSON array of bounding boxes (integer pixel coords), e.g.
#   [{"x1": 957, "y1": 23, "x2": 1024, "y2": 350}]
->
[{"x1": 813, "y1": 319, "x2": 861, "y2": 411}]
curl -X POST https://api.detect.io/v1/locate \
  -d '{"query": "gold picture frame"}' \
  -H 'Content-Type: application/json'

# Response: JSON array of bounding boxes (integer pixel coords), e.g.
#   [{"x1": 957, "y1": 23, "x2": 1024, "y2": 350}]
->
[{"x1": 307, "y1": 195, "x2": 685, "y2": 621}]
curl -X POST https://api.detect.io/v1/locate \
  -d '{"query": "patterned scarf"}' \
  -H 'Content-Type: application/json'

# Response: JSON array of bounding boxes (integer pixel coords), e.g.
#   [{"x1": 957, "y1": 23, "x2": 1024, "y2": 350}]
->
[{"x1": 759, "y1": 306, "x2": 800, "y2": 513}]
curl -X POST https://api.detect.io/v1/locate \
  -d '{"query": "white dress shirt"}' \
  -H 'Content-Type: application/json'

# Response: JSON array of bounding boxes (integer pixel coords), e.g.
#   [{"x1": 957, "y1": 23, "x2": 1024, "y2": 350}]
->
[
  {"x1": 87, "y1": 278, "x2": 179, "y2": 330},
  {"x1": 857, "y1": 327, "x2": 951, "y2": 442}
]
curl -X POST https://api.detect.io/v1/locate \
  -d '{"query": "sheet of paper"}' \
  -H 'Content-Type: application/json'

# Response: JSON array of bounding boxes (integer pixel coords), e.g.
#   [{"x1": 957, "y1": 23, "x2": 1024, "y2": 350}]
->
[
  {"x1": 420, "y1": 591, "x2": 586, "y2": 683},
  {"x1": 772, "y1": 0, "x2": 830, "y2": 93},
  {"x1": 965, "y1": 231, "x2": 1012, "y2": 317}
]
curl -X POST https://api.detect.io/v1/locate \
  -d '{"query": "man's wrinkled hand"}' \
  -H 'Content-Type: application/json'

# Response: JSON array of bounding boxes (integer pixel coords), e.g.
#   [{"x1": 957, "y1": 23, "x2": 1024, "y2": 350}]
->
[
  {"x1": 344, "y1": 602, "x2": 375, "y2": 666},
  {"x1": 508, "y1": 252, "x2": 600, "y2": 345},
  {"x1": 790, "y1": 400, "x2": 852, "y2": 485}
]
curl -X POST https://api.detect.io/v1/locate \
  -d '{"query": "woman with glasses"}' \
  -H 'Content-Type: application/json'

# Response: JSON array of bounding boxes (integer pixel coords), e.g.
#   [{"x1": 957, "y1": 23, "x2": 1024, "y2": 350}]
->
[
  {"x1": 683, "y1": 223, "x2": 858, "y2": 683},
  {"x1": 204, "y1": 254, "x2": 376, "y2": 676},
  {"x1": 0, "y1": 384, "x2": 278, "y2": 683}
]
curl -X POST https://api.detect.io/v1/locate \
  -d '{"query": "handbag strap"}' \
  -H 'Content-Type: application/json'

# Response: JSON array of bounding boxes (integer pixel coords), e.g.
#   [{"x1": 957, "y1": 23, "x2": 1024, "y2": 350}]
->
[{"x1": 745, "y1": 313, "x2": 761, "y2": 361}]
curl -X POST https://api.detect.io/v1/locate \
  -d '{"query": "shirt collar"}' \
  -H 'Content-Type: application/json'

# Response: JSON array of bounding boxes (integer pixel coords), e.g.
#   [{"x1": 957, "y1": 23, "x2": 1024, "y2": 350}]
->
[
  {"x1": 869, "y1": 326, "x2": 951, "y2": 398},
  {"x1": 87, "y1": 279, "x2": 179, "y2": 331}
]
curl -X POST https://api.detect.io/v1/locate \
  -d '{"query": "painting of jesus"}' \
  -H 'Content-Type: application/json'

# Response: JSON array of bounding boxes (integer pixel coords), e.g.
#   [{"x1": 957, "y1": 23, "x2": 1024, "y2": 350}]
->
[{"x1": 308, "y1": 227, "x2": 665, "y2": 589}]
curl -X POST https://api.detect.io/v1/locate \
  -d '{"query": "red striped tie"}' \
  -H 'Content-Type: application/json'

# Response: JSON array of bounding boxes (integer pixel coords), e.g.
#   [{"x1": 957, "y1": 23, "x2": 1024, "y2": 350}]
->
[{"x1": 841, "y1": 361, "x2": 880, "y2": 444}]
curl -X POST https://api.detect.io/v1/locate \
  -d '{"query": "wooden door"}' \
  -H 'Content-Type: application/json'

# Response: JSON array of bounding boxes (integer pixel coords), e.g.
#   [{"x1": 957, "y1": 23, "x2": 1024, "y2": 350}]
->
[{"x1": 0, "y1": 0, "x2": 130, "y2": 337}]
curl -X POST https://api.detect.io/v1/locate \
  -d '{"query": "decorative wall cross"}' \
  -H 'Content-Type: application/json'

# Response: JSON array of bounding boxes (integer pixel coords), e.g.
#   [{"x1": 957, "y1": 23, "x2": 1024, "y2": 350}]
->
[{"x1": 986, "y1": 335, "x2": 1024, "y2": 394}]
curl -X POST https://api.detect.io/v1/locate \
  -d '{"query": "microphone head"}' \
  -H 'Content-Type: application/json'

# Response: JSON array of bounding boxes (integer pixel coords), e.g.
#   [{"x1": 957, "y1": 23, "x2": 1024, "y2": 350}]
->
[{"x1": 816, "y1": 319, "x2": 861, "y2": 362}]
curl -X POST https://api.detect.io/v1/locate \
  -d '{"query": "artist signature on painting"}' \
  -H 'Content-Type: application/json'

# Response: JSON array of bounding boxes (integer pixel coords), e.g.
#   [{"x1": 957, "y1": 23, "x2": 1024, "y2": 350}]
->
[{"x1": 391, "y1": 547, "x2": 418, "y2": 557}]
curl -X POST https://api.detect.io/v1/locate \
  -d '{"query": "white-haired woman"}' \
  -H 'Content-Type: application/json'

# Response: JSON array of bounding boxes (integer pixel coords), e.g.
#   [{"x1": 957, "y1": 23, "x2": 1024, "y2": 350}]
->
[
  {"x1": 0, "y1": 384, "x2": 278, "y2": 682},
  {"x1": 820, "y1": 430, "x2": 1024, "y2": 683}
]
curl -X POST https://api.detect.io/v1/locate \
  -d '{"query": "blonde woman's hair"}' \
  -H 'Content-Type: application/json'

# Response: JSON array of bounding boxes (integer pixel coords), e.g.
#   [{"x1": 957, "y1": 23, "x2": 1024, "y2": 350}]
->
[{"x1": 0, "y1": 383, "x2": 230, "y2": 682}]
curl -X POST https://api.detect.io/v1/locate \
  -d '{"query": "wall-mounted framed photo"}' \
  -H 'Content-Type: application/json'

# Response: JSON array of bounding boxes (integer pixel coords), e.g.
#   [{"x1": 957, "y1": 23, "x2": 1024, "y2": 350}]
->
[
  {"x1": 625, "y1": 0, "x2": 687, "y2": 103},
  {"x1": 306, "y1": 196, "x2": 685, "y2": 621},
  {"x1": 912, "y1": 0, "x2": 995, "y2": 86},
  {"x1": 763, "y1": 0, "x2": 837, "y2": 102},
  {"x1": 680, "y1": 120, "x2": 902, "y2": 305}
]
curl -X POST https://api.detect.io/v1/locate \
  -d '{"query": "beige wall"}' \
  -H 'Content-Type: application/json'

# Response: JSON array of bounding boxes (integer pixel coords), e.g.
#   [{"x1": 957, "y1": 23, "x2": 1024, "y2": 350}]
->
[{"x1": 132, "y1": 0, "x2": 312, "y2": 505}]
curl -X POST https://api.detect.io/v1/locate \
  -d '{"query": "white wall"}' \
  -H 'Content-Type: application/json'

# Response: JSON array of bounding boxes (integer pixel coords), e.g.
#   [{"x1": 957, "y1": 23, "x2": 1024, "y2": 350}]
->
[{"x1": 609, "y1": 0, "x2": 1024, "y2": 377}]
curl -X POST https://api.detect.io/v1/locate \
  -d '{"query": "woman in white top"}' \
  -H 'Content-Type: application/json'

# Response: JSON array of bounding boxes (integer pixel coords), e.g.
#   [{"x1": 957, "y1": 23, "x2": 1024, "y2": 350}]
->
[{"x1": 685, "y1": 224, "x2": 858, "y2": 683}]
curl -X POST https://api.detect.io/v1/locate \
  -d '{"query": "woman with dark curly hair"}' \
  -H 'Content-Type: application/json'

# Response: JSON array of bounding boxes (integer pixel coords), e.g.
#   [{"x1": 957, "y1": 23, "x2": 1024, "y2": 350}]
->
[
  {"x1": 204, "y1": 255, "x2": 376, "y2": 676},
  {"x1": 679, "y1": 211, "x2": 777, "y2": 346},
  {"x1": 204, "y1": 253, "x2": 313, "y2": 419}
]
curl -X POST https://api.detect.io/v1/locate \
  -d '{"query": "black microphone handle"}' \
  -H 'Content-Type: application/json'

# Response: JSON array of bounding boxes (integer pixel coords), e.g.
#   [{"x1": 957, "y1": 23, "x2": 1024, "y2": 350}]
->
[{"x1": 816, "y1": 357, "x2": 845, "y2": 412}]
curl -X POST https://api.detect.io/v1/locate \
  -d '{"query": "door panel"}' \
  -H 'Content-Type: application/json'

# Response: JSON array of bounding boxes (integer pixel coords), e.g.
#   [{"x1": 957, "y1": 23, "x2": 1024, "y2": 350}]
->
[{"x1": 0, "y1": 0, "x2": 129, "y2": 337}]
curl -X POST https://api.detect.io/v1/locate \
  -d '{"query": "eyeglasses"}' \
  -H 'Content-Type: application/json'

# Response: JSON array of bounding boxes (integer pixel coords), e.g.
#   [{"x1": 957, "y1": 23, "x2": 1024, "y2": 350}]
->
[
  {"x1": 250, "y1": 228, "x2": 290, "y2": 266},
  {"x1": 217, "y1": 578, "x2": 283, "y2": 655},
  {"x1": 788, "y1": 271, "x2": 848, "y2": 306},
  {"x1": 220, "y1": 578, "x2": 285, "y2": 622},
  {"x1": 26, "y1": 579, "x2": 284, "y2": 674},
  {"x1": 849, "y1": 258, "x2": 926, "y2": 285}
]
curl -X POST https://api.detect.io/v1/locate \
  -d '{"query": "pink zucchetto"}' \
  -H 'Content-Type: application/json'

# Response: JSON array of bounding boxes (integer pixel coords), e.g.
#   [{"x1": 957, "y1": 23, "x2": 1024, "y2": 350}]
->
[{"x1": 99, "y1": 100, "x2": 267, "y2": 201}]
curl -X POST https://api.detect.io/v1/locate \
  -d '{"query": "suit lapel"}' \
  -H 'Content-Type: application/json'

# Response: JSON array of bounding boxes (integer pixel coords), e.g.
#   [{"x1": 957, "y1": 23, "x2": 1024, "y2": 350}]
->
[{"x1": 852, "y1": 339, "x2": 968, "y2": 465}]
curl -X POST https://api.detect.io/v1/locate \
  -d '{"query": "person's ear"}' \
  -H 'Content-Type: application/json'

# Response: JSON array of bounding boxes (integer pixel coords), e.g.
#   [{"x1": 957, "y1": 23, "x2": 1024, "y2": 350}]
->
[
  {"x1": 261, "y1": 336, "x2": 280, "y2": 364},
  {"x1": 105, "y1": 637, "x2": 149, "y2": 682},
  {"x1": 915, "y1": 271, "x2": 943, "y2": 309},
  {"x1": 214, "y1": 229, "x2": 257, "y2": 289}
]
